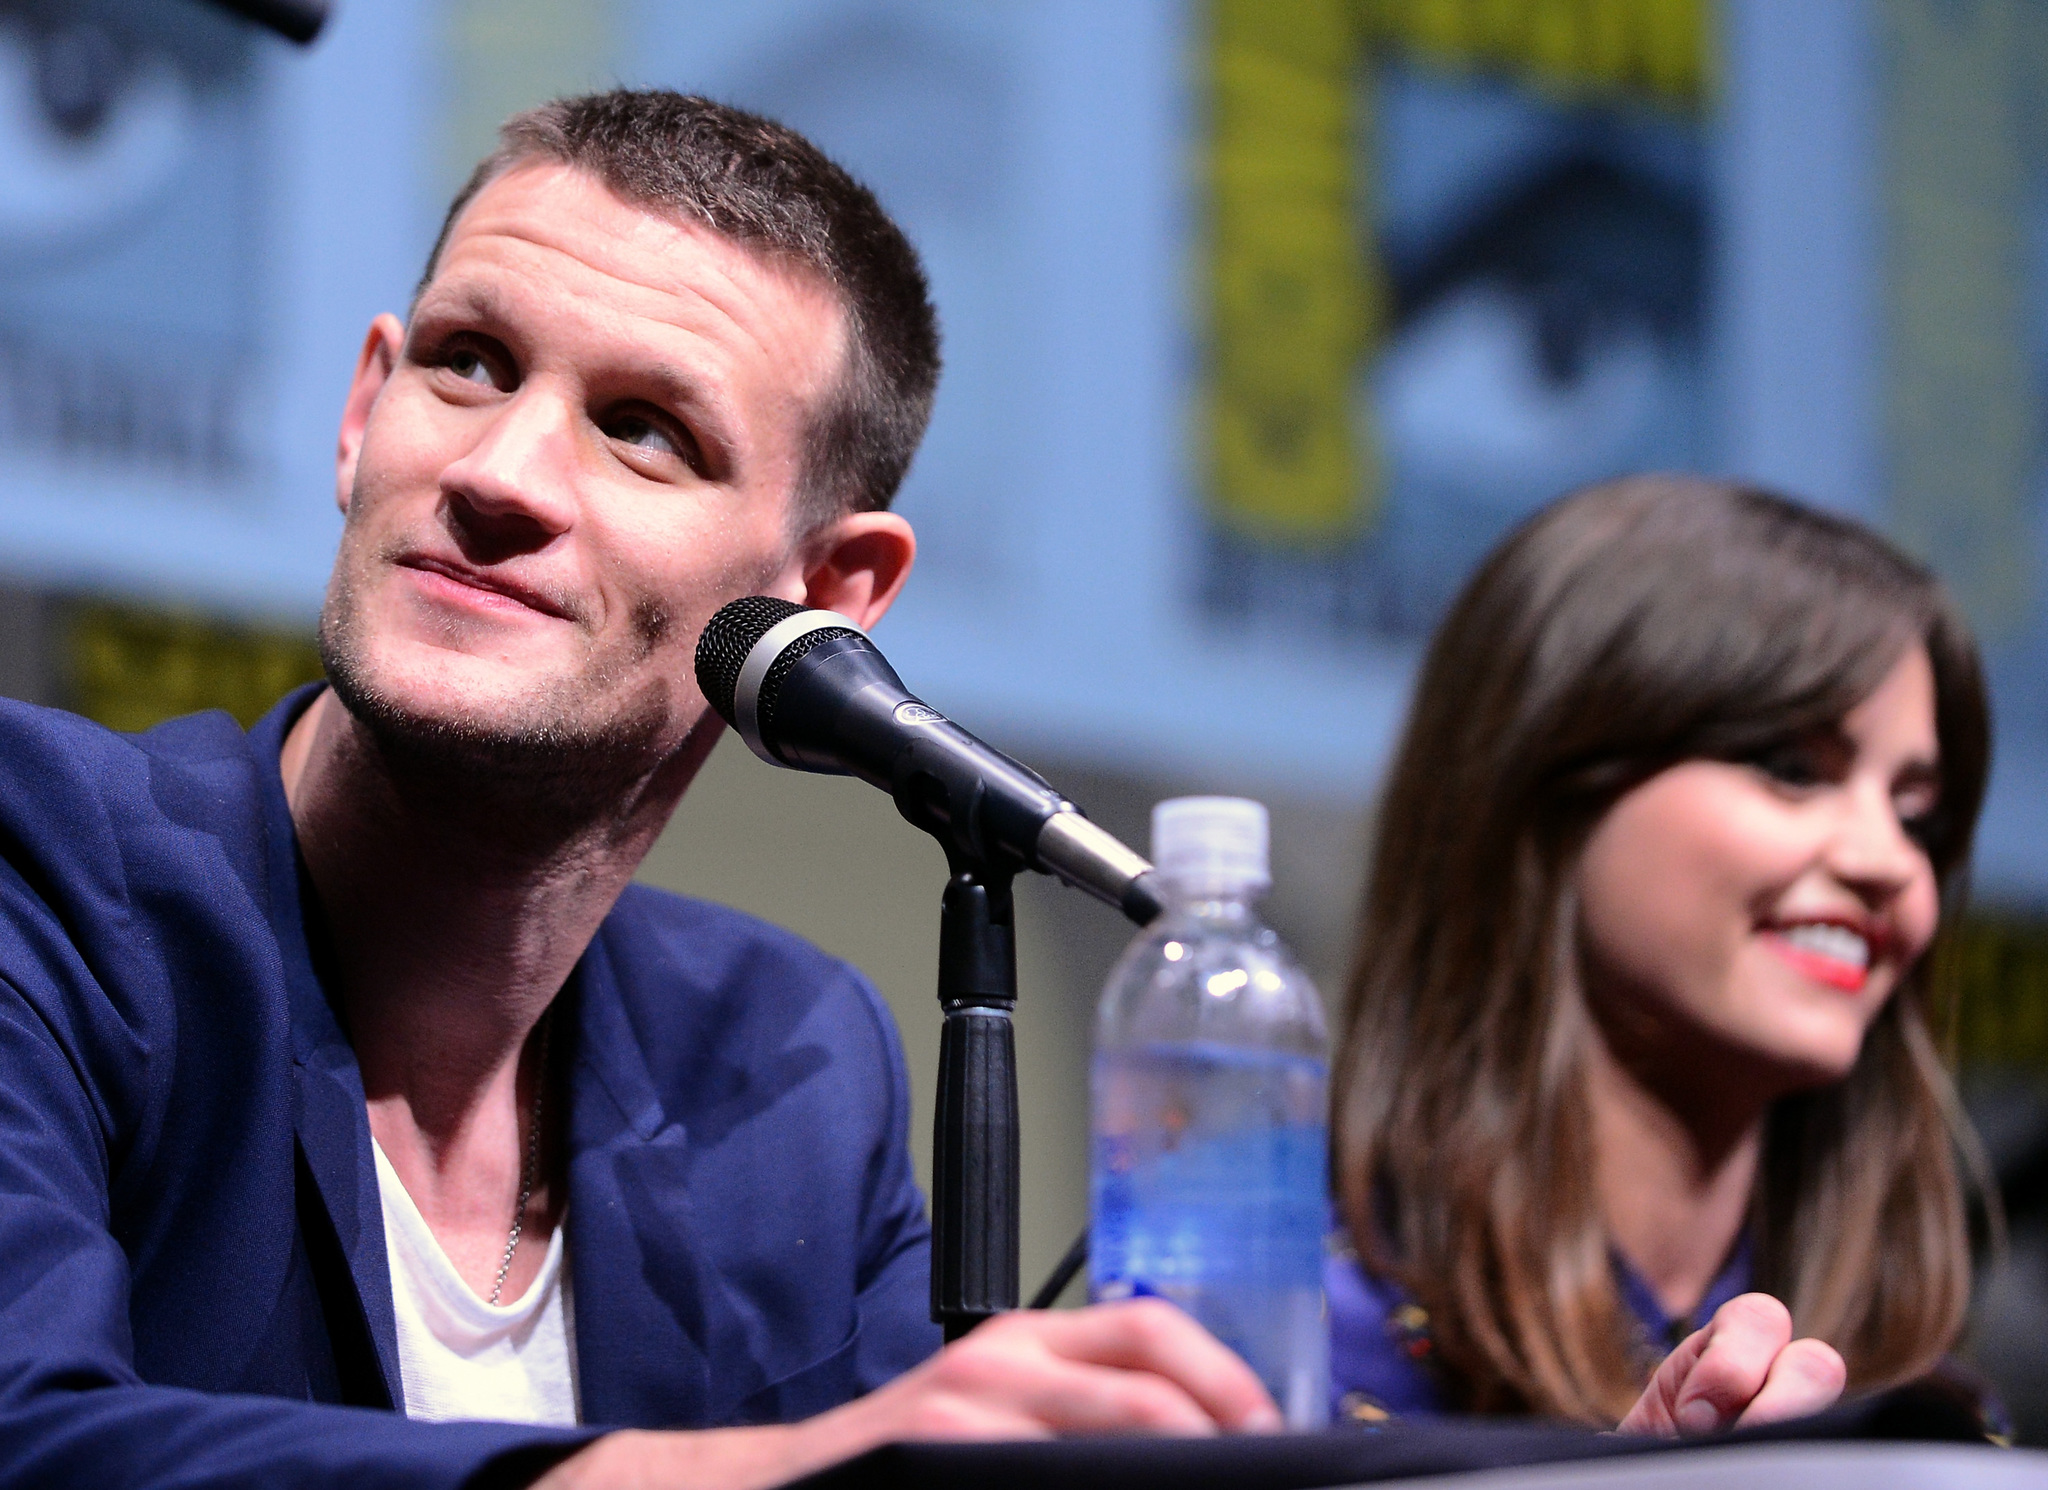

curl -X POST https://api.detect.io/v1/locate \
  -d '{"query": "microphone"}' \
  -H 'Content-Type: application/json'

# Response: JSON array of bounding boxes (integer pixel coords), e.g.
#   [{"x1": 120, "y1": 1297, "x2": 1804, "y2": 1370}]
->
[{"x1": 695, "y1": 596, "x2": 1163, "y2": 925}]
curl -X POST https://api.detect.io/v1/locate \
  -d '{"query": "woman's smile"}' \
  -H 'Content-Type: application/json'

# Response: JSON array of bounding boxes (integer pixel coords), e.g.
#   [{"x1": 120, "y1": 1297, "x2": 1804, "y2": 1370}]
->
[
  {"x1": 1758, "y1": 921, "x2": 1875, "y2": 993},
  {"x1": 1575, "y1": 643, "x2": 1940, "y2": 1090}
]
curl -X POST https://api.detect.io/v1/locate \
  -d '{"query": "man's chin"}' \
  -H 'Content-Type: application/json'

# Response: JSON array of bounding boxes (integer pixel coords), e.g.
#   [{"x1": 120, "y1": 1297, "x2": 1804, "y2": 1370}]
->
[{"x1": 322, "y1": 643, "x2": 671, "y2": 799}]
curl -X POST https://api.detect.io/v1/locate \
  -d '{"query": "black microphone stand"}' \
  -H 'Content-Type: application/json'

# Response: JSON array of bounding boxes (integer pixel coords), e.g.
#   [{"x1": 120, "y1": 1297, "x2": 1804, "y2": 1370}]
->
[
  {"x1": 693, "y1": 600, "x2": 1165, "y2": 1339},
  {"x1": 930, "y1": 853, "x2": 1020, "y2": 1342}
]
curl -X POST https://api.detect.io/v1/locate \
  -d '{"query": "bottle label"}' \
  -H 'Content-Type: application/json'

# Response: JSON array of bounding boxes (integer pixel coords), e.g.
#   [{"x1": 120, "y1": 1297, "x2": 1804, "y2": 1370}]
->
[{"x1": 1090, "y1": 1041, "x2": 1330, "y2": 1427}]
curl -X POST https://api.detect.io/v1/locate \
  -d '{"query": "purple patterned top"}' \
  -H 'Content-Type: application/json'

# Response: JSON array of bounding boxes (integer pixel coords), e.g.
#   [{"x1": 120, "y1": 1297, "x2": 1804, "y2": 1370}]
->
[{"x1": 1326, "y1": 1233, "x2": 1754, "y2": 1423}]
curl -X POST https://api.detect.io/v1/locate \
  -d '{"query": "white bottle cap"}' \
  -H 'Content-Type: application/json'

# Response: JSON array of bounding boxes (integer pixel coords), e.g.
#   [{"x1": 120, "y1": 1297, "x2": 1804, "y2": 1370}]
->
[{"x1": 1150, "y1": 796, "x2": 1270, "y2": 894}]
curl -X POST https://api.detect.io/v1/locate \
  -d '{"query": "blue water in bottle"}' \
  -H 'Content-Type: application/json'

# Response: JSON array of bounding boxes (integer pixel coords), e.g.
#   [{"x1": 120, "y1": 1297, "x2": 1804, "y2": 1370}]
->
[{"x1": 1089, "y1": 799, "x2": 1330, "y2": 1427}]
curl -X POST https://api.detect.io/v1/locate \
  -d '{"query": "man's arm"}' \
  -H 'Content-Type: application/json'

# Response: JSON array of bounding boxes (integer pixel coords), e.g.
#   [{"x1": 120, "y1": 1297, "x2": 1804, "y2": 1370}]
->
[
  {"x1": 539, "y1": 1300, "x2": 1282, "y2": 1490},
  {"x1": 843, "y1": 964, "x2": 944, "y2": 1390},
  {"x1": 0, "y1": 968, "x2": 599, "y2": 1489},
  {"x1": 538, "y1": 1294, "x2": 1849, "y2": 1488}
]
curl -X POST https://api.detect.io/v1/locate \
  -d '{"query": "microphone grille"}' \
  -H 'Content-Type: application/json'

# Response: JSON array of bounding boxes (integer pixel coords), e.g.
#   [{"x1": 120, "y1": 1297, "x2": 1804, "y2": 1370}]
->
[
  {"x1": 757, "y1": 622, "x2": 861, "y2": 744},
  {"x1": 695, "y1": 595, "x2": 805, "y2": 724}
]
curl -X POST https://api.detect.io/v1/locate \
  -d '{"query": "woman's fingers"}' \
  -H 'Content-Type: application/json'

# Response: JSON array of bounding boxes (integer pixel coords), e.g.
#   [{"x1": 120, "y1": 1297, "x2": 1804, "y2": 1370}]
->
[
  {"x1": 1614, "y1": 1330, "x2": 1705, "y2": 1435},
  {"x1": 1668, "y1": 1294, "x2": 1796, "y2": 1434},
  {"x1": 1619, "y1": 1293, "x2": 1842, "y2": 1436},
  {"x1": 1732, "y1": 1336, "x2": 1847, "y2": 1428}
]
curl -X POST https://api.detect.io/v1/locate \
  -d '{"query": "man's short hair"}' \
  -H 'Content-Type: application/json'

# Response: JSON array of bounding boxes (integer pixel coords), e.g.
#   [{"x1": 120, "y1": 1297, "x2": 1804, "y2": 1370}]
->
[{"x1": 419, "y1": 90, "x2": 940, "y2": 530}]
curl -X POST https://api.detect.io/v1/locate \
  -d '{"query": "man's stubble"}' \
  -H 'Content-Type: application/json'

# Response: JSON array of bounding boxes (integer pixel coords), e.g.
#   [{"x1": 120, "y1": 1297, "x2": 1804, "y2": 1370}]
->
[{"x1": 316, "y1": 536, "x2": 689, "y2": 826}]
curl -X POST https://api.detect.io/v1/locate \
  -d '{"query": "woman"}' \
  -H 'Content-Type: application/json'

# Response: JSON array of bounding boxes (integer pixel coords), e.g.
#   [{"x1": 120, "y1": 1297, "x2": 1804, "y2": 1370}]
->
[{"x1": 1329, "y1": 475, "x2": 1994, "y2": 1426}]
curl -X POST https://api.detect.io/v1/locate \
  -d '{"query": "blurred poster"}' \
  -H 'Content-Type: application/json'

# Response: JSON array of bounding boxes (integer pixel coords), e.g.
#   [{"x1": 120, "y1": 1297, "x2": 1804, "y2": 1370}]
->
[
  {"x1": 1200, "y1": 0, "x2": 1710, "y2": 638},
  {"x1": 0, "y1": 0, "x2": 440, "y2": 615},
  {"x1": 0, "y1": 0, "x2": 261, "y2": 490},
  {"x1": 8, "y1": 0, "x2": 2048, "y2": 904},
  {"x1": 1877, "y1": 0, "x2": 2048, "y2": 896}
]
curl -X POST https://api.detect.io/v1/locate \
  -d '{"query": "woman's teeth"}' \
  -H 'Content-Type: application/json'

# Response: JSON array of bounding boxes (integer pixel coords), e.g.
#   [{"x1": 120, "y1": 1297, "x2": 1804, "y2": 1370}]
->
[{"x1": 1780, "y1": 922, "x2": 1870, "y2": 971}]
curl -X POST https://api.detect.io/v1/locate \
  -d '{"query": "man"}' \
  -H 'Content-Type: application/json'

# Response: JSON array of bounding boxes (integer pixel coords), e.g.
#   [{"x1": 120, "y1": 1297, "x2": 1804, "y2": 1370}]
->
[{"x1": 0, "y1": 92, "x2": 1839, "y2": 1490}]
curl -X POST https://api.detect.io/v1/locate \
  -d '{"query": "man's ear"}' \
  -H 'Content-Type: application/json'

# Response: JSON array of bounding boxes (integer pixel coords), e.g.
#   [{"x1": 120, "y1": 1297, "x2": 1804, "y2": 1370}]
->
[
  {"x1": 799, "y1": 511, "x2": 916, "y2": 631},
  {"x1": 335, "y1": 314, "x2": 406, "y2": 515}
]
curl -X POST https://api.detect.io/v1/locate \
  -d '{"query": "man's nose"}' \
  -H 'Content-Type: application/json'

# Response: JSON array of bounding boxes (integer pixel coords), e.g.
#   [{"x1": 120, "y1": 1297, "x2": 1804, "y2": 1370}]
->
[{"x1": 439, "y1": 387, "x2": 580, "y2": 548}]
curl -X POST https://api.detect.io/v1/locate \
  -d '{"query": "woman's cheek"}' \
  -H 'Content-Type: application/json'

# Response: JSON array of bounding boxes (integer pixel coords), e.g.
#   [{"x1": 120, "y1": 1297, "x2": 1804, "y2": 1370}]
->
[{"x1": 1897, "y1": 875, "x2": 1942, "y2": 968}]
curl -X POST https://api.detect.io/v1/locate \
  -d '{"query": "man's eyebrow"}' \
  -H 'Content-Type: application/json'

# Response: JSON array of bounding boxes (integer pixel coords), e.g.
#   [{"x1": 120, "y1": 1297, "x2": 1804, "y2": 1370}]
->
[
  {"x1": 409, "y1": 282, "x2": 518, "y2": 334},
  {"x1": 640, "y1": 361, "x2": 729, "y2": 417},
  {"x1": 641, "y1": 361, "x2": 744, "y2": 468}
]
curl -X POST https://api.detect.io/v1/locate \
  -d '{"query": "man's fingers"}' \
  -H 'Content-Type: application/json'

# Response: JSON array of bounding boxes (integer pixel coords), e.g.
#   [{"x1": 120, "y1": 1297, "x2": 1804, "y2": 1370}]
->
[
  {"x1": 972, "y1": 1358, "x2": 1224, "y2": 1437},
  {"x1": 895, "y1": 1362, "x2": 1208, "y2": 1440},
  {"x1": 847, "y1": 1300, "x2": 1284, "y2": 1446},
  {"x1": 1013, "y1": 1301, "x2": 1283, "y2": 1431},
  {"x1": 1733, "y1": 1337, "x2": 1847, "y2": 1428},
  {"x1": 1669, "y1": 1294, "x2": 1794, "y2": 1435}
]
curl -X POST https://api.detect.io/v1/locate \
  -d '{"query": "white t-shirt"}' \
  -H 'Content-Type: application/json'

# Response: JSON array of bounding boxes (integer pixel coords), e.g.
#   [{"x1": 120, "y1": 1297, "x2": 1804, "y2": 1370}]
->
[{"x1": 372, "y1": 1139, "x2": 581, "y2": 1426}]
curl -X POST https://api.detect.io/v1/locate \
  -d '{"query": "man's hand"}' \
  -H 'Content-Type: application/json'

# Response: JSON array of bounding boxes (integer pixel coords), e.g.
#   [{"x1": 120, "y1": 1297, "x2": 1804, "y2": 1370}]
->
[
  {"x1": 818, "y1": 1298, "x2": 1283, "y2": 1441},
  {"x1": 1616, "y1": 1293, "x2": 1846, "y2": 1437},
  {"x1": 539, "y1": 1300, "x2": 1280, "y2": 1490}
]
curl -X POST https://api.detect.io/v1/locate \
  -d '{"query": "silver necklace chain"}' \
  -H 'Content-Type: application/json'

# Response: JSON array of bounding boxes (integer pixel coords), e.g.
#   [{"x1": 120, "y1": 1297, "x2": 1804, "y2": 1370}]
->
[{"x1": 489, "y1": 1009, "x2": 552, "y2": 1307}]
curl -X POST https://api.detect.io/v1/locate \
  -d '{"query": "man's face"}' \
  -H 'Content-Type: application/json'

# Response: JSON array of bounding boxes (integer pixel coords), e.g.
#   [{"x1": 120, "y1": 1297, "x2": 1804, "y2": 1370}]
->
[{"x1": 322, "y1": 162, "x2": 846, "y2": 776}]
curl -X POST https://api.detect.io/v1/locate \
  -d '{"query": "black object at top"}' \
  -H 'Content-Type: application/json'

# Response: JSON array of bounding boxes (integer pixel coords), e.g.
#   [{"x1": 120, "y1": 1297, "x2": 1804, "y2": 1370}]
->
[
  {"x1": 203, "y1": 0, "x2": 329, "y2": 45},
  {"x1": 695, "y1": 595, "x2": 805, "y2": 723}
]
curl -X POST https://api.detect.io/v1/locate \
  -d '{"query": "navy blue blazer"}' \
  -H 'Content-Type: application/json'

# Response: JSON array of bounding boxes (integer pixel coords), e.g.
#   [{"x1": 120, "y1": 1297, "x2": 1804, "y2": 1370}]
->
[{"x1": 0, "y1": 687, "x2": 941, "y2": 1487}]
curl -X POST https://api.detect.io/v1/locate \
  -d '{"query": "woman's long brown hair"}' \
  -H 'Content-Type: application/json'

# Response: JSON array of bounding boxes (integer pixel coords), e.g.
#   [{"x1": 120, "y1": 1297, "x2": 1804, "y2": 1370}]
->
[{"x1": 1333, "y1": 475, "x2": 1992, "y2": 1423}]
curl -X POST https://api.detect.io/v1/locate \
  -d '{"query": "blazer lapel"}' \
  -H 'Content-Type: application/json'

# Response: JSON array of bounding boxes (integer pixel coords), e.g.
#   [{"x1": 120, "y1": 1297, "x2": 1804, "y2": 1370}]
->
[
  {"x1": 279, "y1": 873, "x2": 402, "y2": 1409},
  {"x1": 291, "y1": 1031, "x2": 402, "y2": 1409},
  {"x1": 250, "y1": 692, "x2": 404, "y2": 1411},
  {"x1": 562, "y1": 932, "x2": 781, "y2": 1428}
]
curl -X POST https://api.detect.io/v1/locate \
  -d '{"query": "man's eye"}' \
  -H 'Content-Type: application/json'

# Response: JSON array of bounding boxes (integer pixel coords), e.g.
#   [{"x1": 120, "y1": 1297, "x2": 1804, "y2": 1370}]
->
[
  {"x1": 603, "y1": 410, "x2": 700, "y2": 472},
  {"x1": 434, "y1": 342, "x2": 510, "y2": 389},
  {"x1": 611, "y1": 414, "x2": 679, "y2": 454}
]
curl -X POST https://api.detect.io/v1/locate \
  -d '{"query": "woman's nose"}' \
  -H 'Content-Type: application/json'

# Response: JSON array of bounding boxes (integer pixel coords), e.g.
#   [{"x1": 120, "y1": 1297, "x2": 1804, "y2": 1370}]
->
[{"x1": 1825, "y1": 779, "x2": 1924, "y2": 898}]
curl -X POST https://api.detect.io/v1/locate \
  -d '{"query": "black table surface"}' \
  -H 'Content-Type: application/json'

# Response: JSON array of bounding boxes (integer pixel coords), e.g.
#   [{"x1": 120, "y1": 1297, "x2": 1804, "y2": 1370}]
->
[{"x1": 791, "y1": 1377, "x2": 1996, "y2": 1490}]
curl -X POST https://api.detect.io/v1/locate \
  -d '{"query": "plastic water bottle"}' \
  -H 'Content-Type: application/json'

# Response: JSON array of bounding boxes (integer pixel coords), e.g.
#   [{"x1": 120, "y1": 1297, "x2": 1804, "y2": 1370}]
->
[{"x1": 1089, "y1": 797, "x2": 1331, "y2": 1428}]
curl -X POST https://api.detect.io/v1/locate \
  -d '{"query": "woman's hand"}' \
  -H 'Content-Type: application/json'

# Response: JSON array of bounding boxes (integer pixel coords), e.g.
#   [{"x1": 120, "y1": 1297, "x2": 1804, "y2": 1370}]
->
[{"x1": 1617, "y1": 1293, "x2": 1846, "y2": 1436}]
